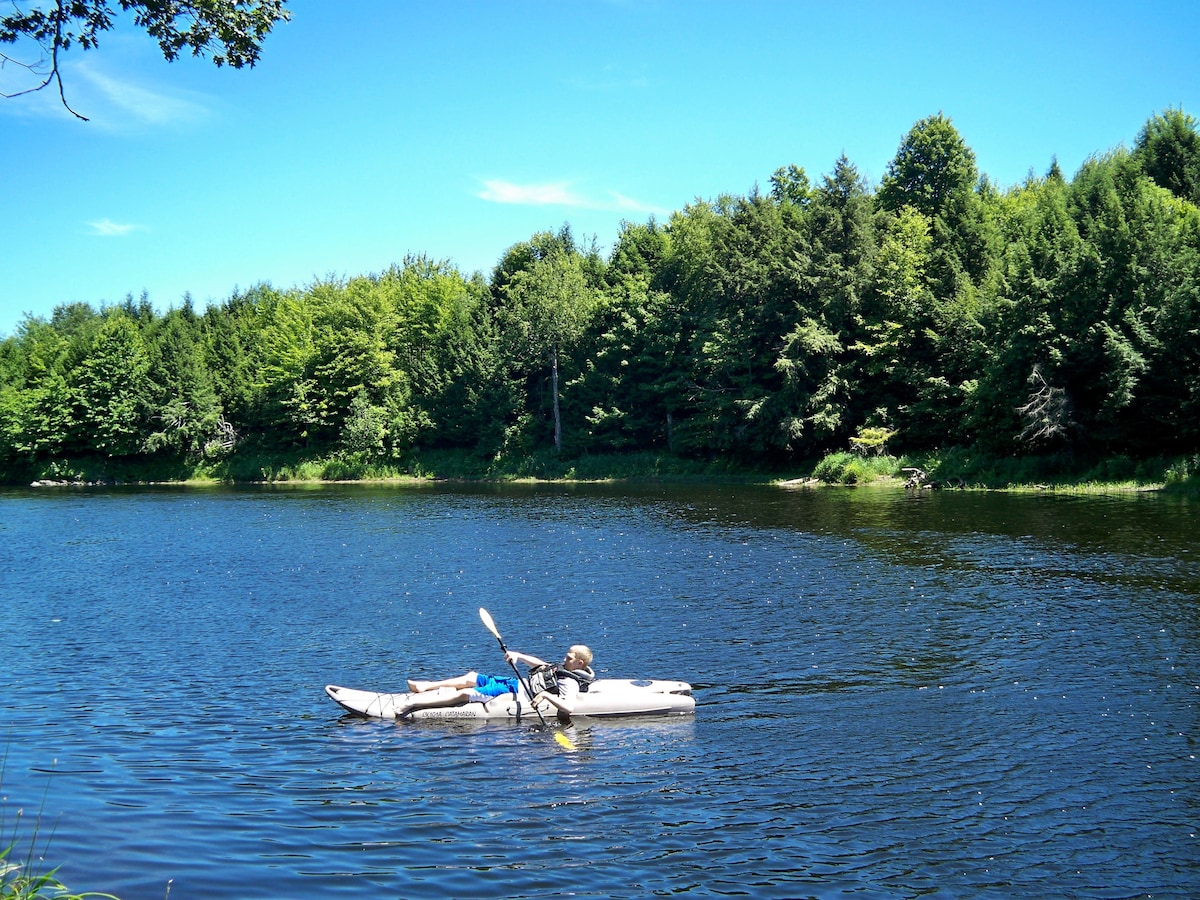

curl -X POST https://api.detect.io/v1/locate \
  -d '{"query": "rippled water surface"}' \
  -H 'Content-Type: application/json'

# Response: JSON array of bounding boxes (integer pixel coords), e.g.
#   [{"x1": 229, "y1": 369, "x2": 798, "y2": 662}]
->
[{"x1": 1, "y1": 484, "x2": 1197, "y2": 898}]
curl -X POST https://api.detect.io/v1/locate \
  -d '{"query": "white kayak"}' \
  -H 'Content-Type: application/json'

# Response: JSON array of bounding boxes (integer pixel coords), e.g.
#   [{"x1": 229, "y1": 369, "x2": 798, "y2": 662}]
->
[{"x1": 325, "y1": 678, "x2": 696, "y2": 720}]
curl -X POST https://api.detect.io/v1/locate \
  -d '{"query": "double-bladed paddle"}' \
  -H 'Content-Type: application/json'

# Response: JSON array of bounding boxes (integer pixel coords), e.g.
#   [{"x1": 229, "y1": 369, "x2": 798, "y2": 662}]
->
[
  {"x1": 479, "y1": 607, "x2": 576, "y2": 749},
  {"x1": 478, "y1": 606, "x2": 548, "y2": 727}
]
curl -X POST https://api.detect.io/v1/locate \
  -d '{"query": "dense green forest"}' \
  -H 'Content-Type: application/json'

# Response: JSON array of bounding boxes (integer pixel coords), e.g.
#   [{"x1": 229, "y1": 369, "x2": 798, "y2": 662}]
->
[{"x1": 3, "y1": 110, "x2": 1199, "y2": 485}]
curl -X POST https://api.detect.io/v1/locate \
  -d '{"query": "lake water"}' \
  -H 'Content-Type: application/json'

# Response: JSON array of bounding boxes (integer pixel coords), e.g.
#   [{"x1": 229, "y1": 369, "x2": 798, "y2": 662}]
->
[{"x1": 1, "y1": 483, "x2": 1197, "y2": 899}]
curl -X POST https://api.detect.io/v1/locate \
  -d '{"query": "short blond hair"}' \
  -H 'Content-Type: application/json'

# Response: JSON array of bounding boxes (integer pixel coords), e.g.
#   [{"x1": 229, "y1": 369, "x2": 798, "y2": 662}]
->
[{"x1": 569, "y1": 644, "x2": 593, "y2": 666}]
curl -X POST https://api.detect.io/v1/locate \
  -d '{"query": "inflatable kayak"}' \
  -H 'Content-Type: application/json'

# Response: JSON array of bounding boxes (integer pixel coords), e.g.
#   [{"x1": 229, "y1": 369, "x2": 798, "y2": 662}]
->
[{"x1": 325, "y1": 678, "x2": 695, "y2": 720}]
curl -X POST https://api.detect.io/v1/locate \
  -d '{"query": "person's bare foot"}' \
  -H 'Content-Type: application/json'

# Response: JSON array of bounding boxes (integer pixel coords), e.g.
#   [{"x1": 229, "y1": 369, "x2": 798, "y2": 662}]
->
[{"x1": 407, "y1": 680, "x2": 430, "y2": 693}]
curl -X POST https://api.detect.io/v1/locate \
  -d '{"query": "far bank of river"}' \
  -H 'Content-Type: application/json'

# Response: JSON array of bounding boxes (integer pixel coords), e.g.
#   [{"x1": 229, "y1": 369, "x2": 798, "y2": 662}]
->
[{"x1": 11, "y1": 447, "x2": 1200, "y2": 497}]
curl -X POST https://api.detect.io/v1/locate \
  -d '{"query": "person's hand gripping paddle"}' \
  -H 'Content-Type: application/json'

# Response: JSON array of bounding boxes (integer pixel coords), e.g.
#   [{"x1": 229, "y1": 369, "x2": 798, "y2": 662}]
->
[{"x1": 478, "y1": 607, "x2": 574, "y2": 749}]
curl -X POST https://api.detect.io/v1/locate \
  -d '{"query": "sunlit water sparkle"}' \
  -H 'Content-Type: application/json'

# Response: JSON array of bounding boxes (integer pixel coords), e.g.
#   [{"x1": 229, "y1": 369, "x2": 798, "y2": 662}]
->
[{"x1": 1, "y1": 484, "x2": 1197, "y2": 898}]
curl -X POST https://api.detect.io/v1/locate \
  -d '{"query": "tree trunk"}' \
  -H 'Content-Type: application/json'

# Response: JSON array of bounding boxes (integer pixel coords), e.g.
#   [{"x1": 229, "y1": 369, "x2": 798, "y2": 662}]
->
[{"x1": 551, "y1": 342, "x2": 562, "y2": 454}]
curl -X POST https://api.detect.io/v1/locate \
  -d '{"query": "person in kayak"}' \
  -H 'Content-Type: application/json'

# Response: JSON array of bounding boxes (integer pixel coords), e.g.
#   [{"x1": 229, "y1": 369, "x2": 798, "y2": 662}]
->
[{"x1": 398, "y1": 645, "x2": 595, "y2": 718}]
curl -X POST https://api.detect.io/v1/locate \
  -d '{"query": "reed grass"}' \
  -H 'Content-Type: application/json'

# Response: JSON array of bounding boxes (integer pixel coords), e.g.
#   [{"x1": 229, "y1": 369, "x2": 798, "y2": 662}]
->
[
  {"x1": 1, "y1": 754, "x2": 119, "y2": 900},
  {"x1": 1, "y1": 845, "x2": 117, "y2": 900}
]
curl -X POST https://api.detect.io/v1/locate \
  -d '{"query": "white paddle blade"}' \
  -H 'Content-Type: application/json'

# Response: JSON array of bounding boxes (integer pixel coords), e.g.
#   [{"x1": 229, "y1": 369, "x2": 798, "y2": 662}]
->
[{"x1": 479, "y1": 607, "x2": 501, "y2": 639}]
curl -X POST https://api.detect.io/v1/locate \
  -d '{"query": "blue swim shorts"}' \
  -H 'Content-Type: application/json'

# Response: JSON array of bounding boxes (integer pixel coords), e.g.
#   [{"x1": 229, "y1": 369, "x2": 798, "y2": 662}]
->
[{"x1": 474, "y1": 674, "x2": 520, "y2": 697}]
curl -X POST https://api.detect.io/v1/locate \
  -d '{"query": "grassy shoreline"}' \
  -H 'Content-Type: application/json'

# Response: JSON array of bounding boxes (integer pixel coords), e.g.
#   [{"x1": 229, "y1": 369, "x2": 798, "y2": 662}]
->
[{"x1": 7, "y1": 448, "x2": 1199, "y2": 496}]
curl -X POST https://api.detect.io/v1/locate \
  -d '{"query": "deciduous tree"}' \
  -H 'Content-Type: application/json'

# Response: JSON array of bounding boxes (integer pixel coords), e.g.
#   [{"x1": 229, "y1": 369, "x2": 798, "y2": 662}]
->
[{"x1": 495, "y1": 230, "x2": 599, "y2": 454}]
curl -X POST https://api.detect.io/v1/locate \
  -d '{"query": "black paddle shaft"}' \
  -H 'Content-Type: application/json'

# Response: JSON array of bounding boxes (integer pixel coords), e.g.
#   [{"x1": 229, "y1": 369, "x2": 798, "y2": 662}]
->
[{"x1": 479, "y1": 607, "x2": 547, "y2": 726}]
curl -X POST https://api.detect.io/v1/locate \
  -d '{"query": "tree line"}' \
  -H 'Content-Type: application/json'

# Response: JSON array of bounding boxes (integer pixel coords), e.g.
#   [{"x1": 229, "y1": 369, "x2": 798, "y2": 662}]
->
[{"x1": 2, "y1": 109, "x2": 1199, "y2": 482}]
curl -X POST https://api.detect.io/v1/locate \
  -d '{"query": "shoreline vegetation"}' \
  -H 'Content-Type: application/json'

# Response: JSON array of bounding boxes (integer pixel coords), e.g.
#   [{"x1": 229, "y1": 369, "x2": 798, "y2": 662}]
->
[{"x1": 15, "y1": 447, "x2": 1200, "y2": 497}]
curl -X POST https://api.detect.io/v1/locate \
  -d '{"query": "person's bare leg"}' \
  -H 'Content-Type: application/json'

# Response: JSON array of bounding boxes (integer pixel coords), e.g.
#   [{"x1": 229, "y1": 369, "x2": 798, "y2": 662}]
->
[{"x1": 408, "y1": 672, "x2": 478, "y2": 693}]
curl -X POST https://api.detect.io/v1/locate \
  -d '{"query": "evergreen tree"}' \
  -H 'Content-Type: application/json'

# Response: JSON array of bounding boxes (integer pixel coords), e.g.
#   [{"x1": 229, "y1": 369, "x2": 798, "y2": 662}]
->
[
  {"x1": 1135, "y1": 107, "x2": 1200, "y2": 205},
  {"x1": 144, "y1": 301, "x2": 227, "y2": 459}
]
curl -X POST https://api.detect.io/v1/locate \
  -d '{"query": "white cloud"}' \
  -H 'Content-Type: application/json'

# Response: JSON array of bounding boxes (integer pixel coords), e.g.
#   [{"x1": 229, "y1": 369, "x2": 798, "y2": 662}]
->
[
  {"x1": 87, "y1": 219, "x2": 145, "y2": 237},
  {"x1": 0, "y1": 72, "x2": 85, "y2": 123},
  {"x1": 478, "y1": 179, "x2": 668, "y2": 216},
  {"x1": 0, "y1": 54, "x2": 212, "y2": 128},
  {"x1": 607, "y1": 191, "x2": 668, "y2": 215},
  {"x1": 478, "y1": 180, "x2": 584, "y2": 206},
  {"x1": 75, "y1": 60, "x2": 211, "y2": 127}
]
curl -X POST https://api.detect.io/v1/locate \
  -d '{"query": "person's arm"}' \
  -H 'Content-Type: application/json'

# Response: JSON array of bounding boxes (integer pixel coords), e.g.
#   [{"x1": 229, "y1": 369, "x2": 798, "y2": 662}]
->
[
  {"x1": 505, "y1": 650, "x2": 547, "y2": 669},
  {"x1": 533, "y1": 676, "x2": 578, "y2": 715}
]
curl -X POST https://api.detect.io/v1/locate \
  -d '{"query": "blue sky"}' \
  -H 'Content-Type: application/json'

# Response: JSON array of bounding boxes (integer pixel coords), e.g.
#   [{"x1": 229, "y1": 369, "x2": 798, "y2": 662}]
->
[{"x1": 2, "y1": 0, "x2": 1198, "y2": 337}]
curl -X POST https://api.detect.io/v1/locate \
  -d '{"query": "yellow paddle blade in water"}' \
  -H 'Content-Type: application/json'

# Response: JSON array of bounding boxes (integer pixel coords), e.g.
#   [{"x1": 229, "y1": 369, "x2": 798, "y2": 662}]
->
[{"x1": 554, "y1": 731, "x2": 576, "y2": 750}]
